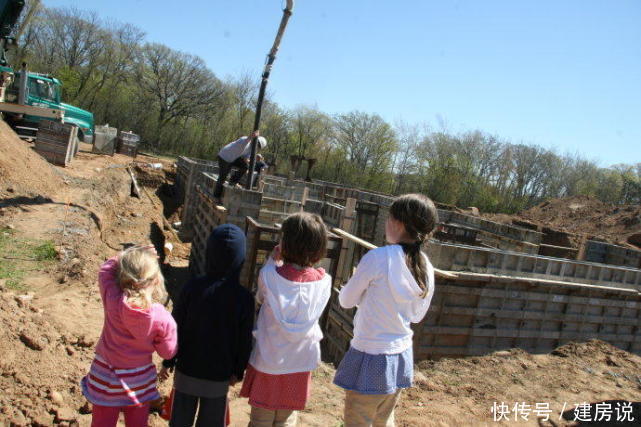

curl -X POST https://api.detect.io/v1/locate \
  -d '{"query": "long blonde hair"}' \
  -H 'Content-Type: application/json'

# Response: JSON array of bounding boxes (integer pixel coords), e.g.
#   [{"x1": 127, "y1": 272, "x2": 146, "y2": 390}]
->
[{"x1": 118, "y1": 247, "x2": 165, "y2": 309}]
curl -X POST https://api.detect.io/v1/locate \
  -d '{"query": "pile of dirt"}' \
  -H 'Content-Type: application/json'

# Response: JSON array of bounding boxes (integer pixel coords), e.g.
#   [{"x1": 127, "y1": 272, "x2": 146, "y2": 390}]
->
[
  {"x1": 399, "y1": 339, "x2": 641, "y2": 425},
  {"x1": 488, "y1": 195, "x2": 641, "y2": 249},
  {"x1": 0, "y1": 288, "x2": 97, "y2": 426},
  {"x1": 0, "y1": 121, "x2": 63, "y2": 197}
]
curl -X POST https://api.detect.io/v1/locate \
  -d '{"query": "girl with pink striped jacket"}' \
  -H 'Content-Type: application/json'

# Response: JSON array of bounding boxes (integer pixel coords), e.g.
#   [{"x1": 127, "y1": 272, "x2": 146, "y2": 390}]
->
[{"x1": 81, "y1": 246, "x2": 177, "y2": 427}]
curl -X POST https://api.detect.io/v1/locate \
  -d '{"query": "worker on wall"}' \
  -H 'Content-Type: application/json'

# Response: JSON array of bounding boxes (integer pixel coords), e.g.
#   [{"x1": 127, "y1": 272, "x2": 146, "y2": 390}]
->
[{"x1": 214, "y1": 131, "x2": 267, "y2": 203}]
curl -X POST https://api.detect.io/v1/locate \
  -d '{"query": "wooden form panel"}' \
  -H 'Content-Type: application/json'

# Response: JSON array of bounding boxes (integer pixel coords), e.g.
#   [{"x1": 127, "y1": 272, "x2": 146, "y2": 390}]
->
[
  {"x1": 417, "y1": 278, "x2": 641, "y2": 358},
  {"x1": 34, "y1": 121, "x2": 78, "y2": 167},
  {"x1": 426, "y1": 241, "x2": 641, "y2": 291},
  {"x1": 188, "y1": 185, "x2": 227, "y2": 277},
  {"x1": 242, "y1": 217, "x2": 343, "y2": 292},
  {"x1": 180, "y1": 167, "x2": 219, "y2": 238}
]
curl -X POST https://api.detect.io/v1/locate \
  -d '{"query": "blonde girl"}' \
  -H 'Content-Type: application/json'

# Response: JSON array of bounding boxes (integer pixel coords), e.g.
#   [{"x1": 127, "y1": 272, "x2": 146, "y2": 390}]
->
[{"x1": 81, "y1": 245, "x2": 177, "y2": 427}]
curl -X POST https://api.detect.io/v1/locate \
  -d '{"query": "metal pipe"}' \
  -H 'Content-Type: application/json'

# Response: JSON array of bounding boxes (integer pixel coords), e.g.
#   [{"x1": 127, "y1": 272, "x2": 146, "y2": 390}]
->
[
  {"x1": 246, "y1": 1, "x2": 295, "y2": 189},
  {"x1": 17, "y1": 62, "x2": 27, "y2": 105}
]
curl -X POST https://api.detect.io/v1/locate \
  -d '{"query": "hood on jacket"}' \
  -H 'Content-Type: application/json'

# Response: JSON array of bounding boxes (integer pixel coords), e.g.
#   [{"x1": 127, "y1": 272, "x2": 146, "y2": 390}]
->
[
  {"x1": 120, "y1": 299, "x2": 155, "y2": 339},
  {"x1": 260, "y1": 260, "x2": 331, "y2": 343},
  {"x1": 386, "y1": 245, "x2": 434, "y2": 323},
  {"x1": 205, "y1": 224, "x2": 246, "y2": 280}
]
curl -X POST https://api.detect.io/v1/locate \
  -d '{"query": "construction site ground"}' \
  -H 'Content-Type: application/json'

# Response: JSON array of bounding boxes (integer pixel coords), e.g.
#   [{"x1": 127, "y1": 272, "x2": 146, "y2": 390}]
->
[
  {"x1": 1, "y1": 121, "x2": 641, "y2": 426},
  {"x1": 486, "y1": 196, "x2": 641, "y2": 250}
]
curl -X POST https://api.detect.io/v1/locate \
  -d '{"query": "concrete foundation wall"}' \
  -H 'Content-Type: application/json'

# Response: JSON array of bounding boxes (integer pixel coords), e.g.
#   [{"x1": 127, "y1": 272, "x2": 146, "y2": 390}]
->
[
  {"x1": 174, "y1": 156, "x2": 641, "y2": 363},
  {"x1": 322, "y1": 231, "x2": 641, "y2": 364},
  {"x1": 426, "y1": 241, "x2": 641, "y2": 291},
  {"x1": 175, "y1": 157, "x2": 219, "y2": 238}
]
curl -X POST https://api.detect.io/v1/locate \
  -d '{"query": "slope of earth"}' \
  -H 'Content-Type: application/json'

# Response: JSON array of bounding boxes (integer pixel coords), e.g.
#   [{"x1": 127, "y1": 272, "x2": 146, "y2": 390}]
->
[
  {"x1": 0, "y1": 126, "x2": 189, "y2": 426},
  {"x1": 487, "y1": 195, "x2": 641, "y2": 249},
  {"x1": 0, "y1": 120, "x2": 63, "y2": 196},
  {"x1": 1, "y1": 128, "x2": 640, "y2": 426}
]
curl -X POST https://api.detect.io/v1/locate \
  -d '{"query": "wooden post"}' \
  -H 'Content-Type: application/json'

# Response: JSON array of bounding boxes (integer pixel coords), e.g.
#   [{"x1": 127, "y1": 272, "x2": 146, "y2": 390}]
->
[
  {"x1": 127, "y1": 167, "x2": 141, "y2": 198},
  {"x1": 335, "y1": 198, "x2": 357, "y2": 284},
  {"x1": 301, "y1": 186, "x2": 309, "y2": 211},
  {"x1": 576, "y1": 234, "x2": 588, "y2": 261}
]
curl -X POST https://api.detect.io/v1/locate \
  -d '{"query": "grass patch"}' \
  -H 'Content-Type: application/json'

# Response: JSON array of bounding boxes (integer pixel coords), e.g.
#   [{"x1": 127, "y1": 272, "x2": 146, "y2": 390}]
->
[
  {"x1": 34, "y1": 241, "x2": 57, "y2": 261},
  {"x1": 0, "y1": 227, "x2": 56, "y2": 290}
]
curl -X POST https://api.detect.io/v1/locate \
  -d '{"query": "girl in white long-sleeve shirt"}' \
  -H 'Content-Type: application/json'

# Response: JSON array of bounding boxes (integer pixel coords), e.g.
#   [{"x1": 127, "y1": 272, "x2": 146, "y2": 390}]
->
[
  {"x1": 334, "y1": 194, "x2": 438, "y2": 427},
  {"x1": 240, "y1": 212, "x2": 332, "y2": 426}
]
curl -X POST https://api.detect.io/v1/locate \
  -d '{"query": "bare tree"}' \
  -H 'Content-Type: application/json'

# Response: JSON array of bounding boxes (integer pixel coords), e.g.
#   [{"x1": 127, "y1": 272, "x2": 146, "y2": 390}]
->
[{"x1": 136, "y1": 43, "x2": 224, "y2": 147}]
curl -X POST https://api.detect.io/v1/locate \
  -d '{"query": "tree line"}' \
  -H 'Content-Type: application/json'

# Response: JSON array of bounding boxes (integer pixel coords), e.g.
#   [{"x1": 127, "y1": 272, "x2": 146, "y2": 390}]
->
[{"x1": 10, "y1": 3, "x2": 641, "y2": 213}]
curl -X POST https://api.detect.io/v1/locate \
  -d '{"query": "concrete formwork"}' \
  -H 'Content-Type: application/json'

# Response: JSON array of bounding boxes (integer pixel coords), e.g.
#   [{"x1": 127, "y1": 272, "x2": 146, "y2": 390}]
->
[
  {"x1": 187, "y1": 174, "x2": 262, "y2": 279},
  {"x1": 417, "y1": 274, "x2": 641, "y2": 358},
  {"x1": 262, "y1": 183, "x2": 305, "y2": 202},
  {"x1": 174, "y1": 156, "x2": 641, "y2": 364},
  {"x1": 426, "y1": 242, "x2": 641, "y2": 291},
  {"x1": 241, "y1": 218, "x2": 344, "y2": 291},
  {"x1": 322, "y1": 230, "x2": 641, "y2": 364},
  {"x1": 584, "y1": 240, "x2": 641, "y2": 268},
  {"x1": 438, "y1": 210, "x2": 543, "y2": 245},
  {"x1": 175, "y1": 157, "x2": 219, "y2": 238},
  {"x1": 188, "y1": 185, "x2": 227, "y2": 277}
]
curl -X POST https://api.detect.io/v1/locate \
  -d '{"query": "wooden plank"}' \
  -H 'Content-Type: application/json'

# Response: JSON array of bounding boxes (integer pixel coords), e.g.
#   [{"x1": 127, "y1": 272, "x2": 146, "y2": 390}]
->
[
  {"x1": 331, "y1": 227, "x2": 458, "y2": 279},
  {"x1": 437, "y1": 283, "x2": 641, "y2": 309},
  {"x1": 439, "y1": 305, "x2": 640, "y2": 327},
  {"x1": 451, "y1": 272, "x2": 641, "y2": 295},
  {"x1": 421, "y1": 326, "x2": 639, "y2": 342}
]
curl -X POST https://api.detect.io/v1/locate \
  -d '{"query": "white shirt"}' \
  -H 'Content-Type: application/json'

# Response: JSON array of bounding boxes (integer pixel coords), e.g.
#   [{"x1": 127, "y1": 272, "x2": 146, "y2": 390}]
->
[
  {"x1": 218, "y1": 136, "x2": 252, "y2": 163},
  {"x1": 249, "y1": 259, "x2": 332, "y2": 374},
  {"x1": 339, "y1": 245, "x2": 435, "y2": 355}
]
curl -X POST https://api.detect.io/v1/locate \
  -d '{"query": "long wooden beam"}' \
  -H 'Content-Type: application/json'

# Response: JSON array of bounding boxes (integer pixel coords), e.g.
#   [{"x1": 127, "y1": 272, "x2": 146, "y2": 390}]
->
[{"x1": 331, "y1": 227, "x2": 459, "y2": 279}]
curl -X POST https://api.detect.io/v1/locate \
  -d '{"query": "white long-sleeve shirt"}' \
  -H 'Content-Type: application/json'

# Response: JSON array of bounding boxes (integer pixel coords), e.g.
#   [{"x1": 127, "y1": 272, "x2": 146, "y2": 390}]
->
[
  {"x1": 339, "y1": 245, "x2": 435, "y2": 355},
  {"x1": 249, "y1": 258, "x2": 332, "y2": 374},
  {"x1": 218, "y1": 136, "x2": 252, "y2": 163}
]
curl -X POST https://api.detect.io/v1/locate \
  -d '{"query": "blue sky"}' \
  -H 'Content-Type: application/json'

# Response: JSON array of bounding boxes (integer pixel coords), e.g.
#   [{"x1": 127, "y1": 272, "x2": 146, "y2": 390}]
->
[{"x1": 44, "y1": 0, "x2": 640, "y2": 167}]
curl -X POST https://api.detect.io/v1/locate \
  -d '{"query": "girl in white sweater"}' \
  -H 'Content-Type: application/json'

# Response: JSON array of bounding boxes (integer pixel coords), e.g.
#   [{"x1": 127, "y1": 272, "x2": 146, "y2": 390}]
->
[
  {"x1": 334, "y1": 194, "x2": 438, "y2": 427},
  {"x1": 240, "y1": 212, "x2": 332, "y2": 426}
]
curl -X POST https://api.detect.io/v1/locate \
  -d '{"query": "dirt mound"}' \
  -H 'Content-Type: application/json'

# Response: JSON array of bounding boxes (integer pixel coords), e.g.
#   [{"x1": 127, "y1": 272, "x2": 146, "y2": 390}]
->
[
  {"x1": 0, "y1": 145, "x2": 194, "y2": 426},
  {"x1": 0, "y1": 121, "x2": 63, "y2": 197},
  {"x1": 402, "y1": 339, "x2": 641, "y2": 425},
  {"x1": 488, "y1": 195, "x2": 641, "y2": 248},
  {"x1": 0, "y1": 288, "x2": 96, "y2": 425}
]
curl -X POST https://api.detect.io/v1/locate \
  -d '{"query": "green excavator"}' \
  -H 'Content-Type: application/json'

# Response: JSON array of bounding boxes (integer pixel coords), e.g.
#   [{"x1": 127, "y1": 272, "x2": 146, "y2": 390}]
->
[{"x1": 0, "y1": 0, "x2": 94, "y2": 142}]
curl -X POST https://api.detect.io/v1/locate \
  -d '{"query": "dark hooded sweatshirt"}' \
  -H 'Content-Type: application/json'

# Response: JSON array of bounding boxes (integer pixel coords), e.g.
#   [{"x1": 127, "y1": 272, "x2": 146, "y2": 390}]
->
[{"x1": 163, "y1": 224, "x2": 254, "y2": 381}]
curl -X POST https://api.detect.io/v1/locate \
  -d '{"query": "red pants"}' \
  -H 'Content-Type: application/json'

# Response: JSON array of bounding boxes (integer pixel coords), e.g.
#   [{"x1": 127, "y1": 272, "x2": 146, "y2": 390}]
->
[{"x1": 91, "y1": 403, "x2": 150, "y2": 427}]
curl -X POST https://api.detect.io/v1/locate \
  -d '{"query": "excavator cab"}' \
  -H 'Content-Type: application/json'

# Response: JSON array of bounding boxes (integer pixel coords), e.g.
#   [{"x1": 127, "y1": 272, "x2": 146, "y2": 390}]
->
[{"x1": 0, "y1": 0, "x2": 25, "y2": 66}]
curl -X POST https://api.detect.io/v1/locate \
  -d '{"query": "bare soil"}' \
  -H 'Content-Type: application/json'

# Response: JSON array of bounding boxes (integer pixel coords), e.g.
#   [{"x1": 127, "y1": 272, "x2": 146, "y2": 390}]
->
[
  {"x1": 1, "y1": 126, "x2": 640, "y2": 426},
  {"x1": 486, "y1": 195, "x2": 641, "y2": 250}
]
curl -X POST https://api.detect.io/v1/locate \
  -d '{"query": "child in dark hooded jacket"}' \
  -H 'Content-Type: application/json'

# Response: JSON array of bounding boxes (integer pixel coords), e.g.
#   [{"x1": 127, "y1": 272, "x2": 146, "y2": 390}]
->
[{"x1": 161, "y1": 224, "x2": 254, "y2": 426}]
